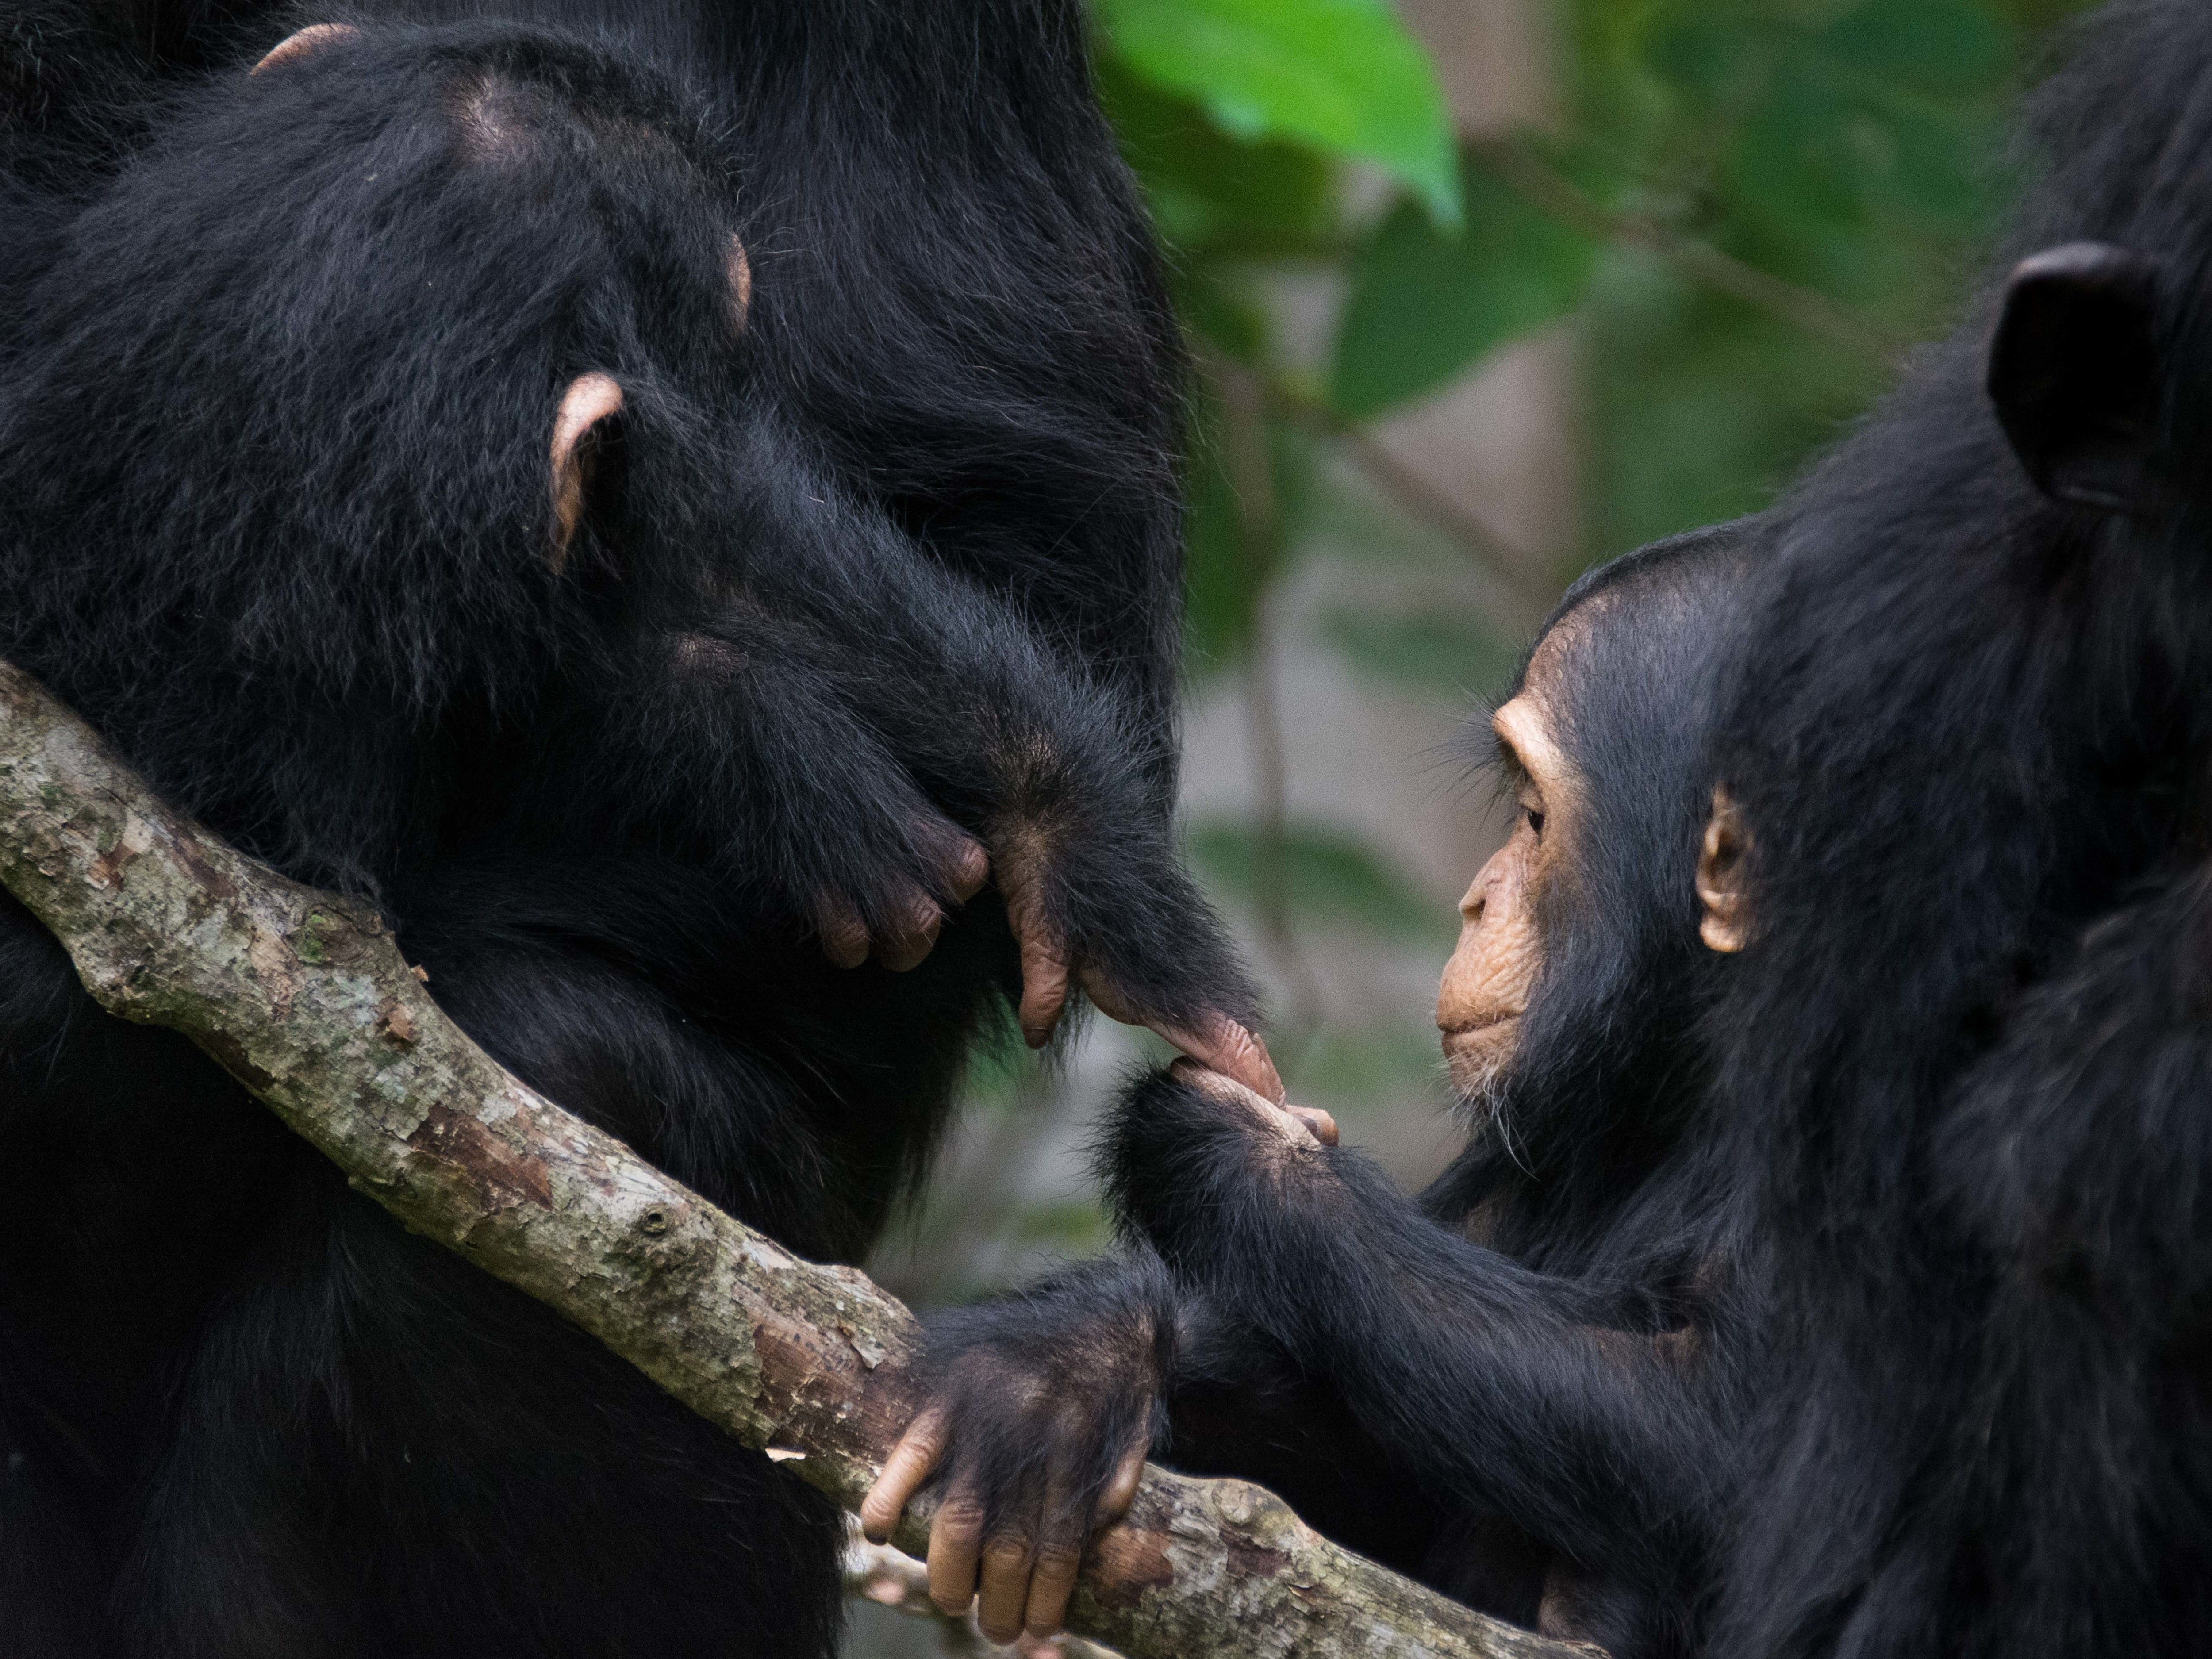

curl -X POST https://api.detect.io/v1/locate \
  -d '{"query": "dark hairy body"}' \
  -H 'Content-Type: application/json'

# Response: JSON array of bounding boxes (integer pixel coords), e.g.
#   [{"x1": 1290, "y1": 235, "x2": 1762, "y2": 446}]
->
[
  {"x1": 876, "y1": 527, "x2": 1765, "y2": 1659},
  {"x1": 0, "y1": 8, "x2": 1263, "y2": 1655},
  {"x1": 1706, "y1": 5, "x2": 2212, "y2": 1655}
]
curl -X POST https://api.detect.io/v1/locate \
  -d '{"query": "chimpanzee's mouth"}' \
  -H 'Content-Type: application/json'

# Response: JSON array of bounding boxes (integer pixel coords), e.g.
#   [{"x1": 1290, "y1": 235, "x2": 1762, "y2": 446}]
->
[{"x1": 1441, "y1": 1013, "x2": 1520, "y2": 1040}]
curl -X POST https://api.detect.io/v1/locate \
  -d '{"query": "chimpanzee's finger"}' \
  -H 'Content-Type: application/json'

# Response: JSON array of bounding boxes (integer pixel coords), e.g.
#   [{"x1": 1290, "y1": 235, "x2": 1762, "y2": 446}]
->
[
  {"x1": 1001, "y1": 867, "x2": 1071, "y2": 1047},
  {"x1": 1171, "y1": 1013, "x2": 1287, "y2": 1106},
  {"x1": 1166, "y1": 1057, "x2": 1330, "y2": 1149},
  {"x1": 926, "y1": 1484, "x2": 987, "y2": 1619},
  {"x1": 940, "y1": 834, "x2": 990, "y2": 906},
  {"x1": 860, "y1": 1410, "x2": 948, "y2": 1544},
  {"x1": 1018, "y1": 935, "x2": 1071, "y2": 1049},
  {"x1": 1095, "y1": 1442, "x2": 1147, "y2": 1526},
  {"x1": 251, "y1": 21, "x2": 358, "y2": 74},
  {"x1": 817, "y1": 895, "x2": 871, "y2": 970},
  {"x1": 975, "y1": 1531, "x2": 1036, "y2": 1645},
  {"x1": 1083, "y1": 980, "x2": 1286, "y2": 1106},
  {"x1": 1022, "y1": 1475, "x2": 1088, "y2": 1640},
  {"x1": 875, "y1": 886, "x2": 945, "y2": 973}
]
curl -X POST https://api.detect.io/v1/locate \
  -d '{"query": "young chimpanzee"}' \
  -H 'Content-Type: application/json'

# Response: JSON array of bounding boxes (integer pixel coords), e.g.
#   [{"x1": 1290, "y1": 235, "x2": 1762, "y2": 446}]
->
[
  {"x1": 1695, "y1": 4, "x2": 2212, "y2": 1655},
  {"x1": 867, "y1": 525, "x2": 1767, "y2": 1657},
  {"x1": 0, "y1": 19, "x2": 1275, "y2": 1658},
  {"x1": 882, "y1": 5, "x2": 2212, "y2": 1656}
]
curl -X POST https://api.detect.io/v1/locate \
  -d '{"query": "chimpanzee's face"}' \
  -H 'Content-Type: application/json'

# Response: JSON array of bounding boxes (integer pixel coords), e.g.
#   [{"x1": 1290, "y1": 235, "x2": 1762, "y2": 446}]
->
[{"x1": 1436, "y1": 629, "x2": 1581, "y2": 1099}]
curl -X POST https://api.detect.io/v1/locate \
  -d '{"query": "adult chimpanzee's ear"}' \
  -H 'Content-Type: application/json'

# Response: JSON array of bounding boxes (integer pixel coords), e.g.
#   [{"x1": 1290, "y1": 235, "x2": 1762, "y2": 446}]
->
[
  {"x1": 549, "y1": 373, "x2": 626, "y2": 573},
  {"x1": 252, "y1": 23, "x2": 361, "y2": 75},
  {"x1": 1988, "y1": 242, "x2": 2163, "y2": 513}
]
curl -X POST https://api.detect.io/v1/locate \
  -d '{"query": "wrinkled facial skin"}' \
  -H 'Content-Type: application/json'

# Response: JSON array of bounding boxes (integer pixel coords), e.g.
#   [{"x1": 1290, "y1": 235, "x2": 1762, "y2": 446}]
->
[{"x1": 1438, "y1": 641, "x2": 1580, "y2": 1097}]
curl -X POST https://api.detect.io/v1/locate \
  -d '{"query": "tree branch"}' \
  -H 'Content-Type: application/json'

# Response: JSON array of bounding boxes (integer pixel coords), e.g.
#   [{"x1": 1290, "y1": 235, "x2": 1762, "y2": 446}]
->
[{"x1": 0, "y1": 660, "x2": 1595, "y2": 1659}]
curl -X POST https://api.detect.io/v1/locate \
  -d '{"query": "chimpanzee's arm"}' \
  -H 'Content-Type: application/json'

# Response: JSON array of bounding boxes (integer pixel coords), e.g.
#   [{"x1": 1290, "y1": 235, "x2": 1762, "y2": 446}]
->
[
  {"x1": 605, "y1": 421, "x2": 1263, "y2": 1052},
  {"x1": 1103, "y1": 1070, "x2": 1730, "y2": 1596}
]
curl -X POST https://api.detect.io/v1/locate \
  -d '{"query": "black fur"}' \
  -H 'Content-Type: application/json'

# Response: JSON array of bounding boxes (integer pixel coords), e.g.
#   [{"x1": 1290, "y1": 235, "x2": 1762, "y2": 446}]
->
[
  {"x1": 1706, "y1": 4, "x2": 2212, "y2": 1655},
  {"x1": 0, "y1": 10, "x2": 1252, "y2": 1655},
  {"x1": 911, "y1": 526, "x2": 1761, "y2": 1659}
]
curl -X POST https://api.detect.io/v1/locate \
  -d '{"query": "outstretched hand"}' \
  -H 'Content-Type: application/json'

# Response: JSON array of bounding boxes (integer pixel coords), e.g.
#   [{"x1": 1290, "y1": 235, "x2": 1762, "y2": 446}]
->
[
  {"x1": 1166, "y1": 1057, "x2": 1339, "y2": 1148},
  {"x1": 996, "y1": 850, "x2": 1288, "y2": 1105},
  {"x1": 818, "y1": 827, "x2": 1290, "y2": 1109}
]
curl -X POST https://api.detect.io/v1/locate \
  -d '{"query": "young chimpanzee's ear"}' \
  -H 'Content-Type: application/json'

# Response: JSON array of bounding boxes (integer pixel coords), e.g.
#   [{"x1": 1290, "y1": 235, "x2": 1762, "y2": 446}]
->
[
  {"x1": 252, "y1": 23, "x2": 361, "y2": 75},
  {"x1": 1988, "y1": 242, "x2": 2163, "y2": 513},
  {"x1": 549, "y1": 373, "x2": 626, "y2": 574}
]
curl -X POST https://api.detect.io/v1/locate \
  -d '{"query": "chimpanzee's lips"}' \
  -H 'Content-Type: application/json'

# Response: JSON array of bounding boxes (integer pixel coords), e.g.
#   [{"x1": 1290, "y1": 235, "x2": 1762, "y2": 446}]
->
[{"x1": 1441, "y1": 1013, "x2": 1519, "y2": 1039}]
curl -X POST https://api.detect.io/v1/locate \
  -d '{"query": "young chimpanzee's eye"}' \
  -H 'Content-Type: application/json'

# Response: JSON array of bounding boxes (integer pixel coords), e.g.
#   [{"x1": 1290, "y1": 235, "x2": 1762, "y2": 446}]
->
[{"x1": 1524, "y1": 805, "x2": 1546, "y2": 838}]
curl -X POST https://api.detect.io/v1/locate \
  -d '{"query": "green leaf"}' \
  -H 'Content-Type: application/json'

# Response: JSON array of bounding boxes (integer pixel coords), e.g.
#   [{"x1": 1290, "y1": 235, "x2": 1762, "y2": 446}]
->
[
  {"x1": 1098, "y1": 59, "x2": 1338, "y2": 257},
  {"x1": 1095, "y1": 0, "x2": 1463, "y2": 226},
  {"x1": 1332, "y1": 156, "x2": 1596, "y2": 419},
  {"x1": 1187, "y1": 822, "x2": 1451, "y2": 944}
]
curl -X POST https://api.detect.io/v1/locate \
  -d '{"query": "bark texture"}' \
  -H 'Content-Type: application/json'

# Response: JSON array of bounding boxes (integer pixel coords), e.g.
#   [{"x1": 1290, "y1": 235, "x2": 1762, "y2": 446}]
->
[{"x1": 0, "y1": 659, "x2": 1596, "y2": 1659}]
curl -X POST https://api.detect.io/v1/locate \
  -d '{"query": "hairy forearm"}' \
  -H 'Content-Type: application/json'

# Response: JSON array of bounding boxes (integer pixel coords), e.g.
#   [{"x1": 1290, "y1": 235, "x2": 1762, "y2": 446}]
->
[{"x1": 1108, "y1": 1076, "x2": 1723, "y2": 1583}]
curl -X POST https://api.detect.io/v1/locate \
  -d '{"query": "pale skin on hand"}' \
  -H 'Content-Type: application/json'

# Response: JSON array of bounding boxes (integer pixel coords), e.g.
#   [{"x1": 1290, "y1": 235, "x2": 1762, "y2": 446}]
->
[
  {"x1": 859, "y1": 1414, "x2": 1149, "y2": 1645},
  {"x1": 855, "y1": 1058, "x2": 1329, "y2": 1642}
]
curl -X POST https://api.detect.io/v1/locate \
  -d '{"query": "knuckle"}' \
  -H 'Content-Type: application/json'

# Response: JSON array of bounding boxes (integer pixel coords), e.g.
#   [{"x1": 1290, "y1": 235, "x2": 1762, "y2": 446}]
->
[
  {"x1": 1032, "y1": 1545, "x2": 1082, "y2": 1578},
  {"x1": 983, "y1": 1536, "x2": 1033, "y2": 1568},
  {"x1": 934, "y1": 1498, "x2": 987, "y2": 1538}
]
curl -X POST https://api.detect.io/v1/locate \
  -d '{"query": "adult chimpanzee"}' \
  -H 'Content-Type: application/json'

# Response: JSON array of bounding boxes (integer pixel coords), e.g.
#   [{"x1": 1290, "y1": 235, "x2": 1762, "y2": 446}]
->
[
  {"x1": 0, "y1": 17, "x2": 1278, "y2": 1658},
  {"x1": 865, "y1": 523, "x2": 1767, "y2": 1656},
  {"x1": 1694, "y1": 4, "x2": 2212, "y2": 1655}
]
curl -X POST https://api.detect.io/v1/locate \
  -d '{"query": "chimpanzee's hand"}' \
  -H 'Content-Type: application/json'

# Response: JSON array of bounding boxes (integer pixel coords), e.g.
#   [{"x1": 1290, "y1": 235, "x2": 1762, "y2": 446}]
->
[
  {"x1": 1101, "y1": 1061, "x2": 1344, "y2": 1283},
  {"x1": 987, "y1": 820, "x2": 1288, "y2": 1106},
  {"x1": 1164, "y1": 1057, "x2": 1339, "y2": 1147},
  {"x1": 858, "y1": 1269, "x2": 1171, "y2": 1644},
  {"x1": 813, "y1": 814, "x2": 990, "y2": 973}
]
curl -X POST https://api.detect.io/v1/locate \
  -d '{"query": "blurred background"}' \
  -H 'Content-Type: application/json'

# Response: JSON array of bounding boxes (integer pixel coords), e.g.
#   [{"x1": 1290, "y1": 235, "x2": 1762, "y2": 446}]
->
[{"x1": 854, "y1": 0, "x2": 2095, "y2": 1642}]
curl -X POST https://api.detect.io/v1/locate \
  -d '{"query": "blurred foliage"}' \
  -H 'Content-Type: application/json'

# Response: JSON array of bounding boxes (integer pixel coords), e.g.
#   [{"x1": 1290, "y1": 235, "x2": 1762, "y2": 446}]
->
[
  {"x1": 1083, "y1": 0, "x2": 2098, "y2": 982},
  {"x1": 1095, "y1": 0, "x2": 2097, "y2": 615},
  {"x1": 1189, "y1": 822, "x2": 1456, "y2": 946}
]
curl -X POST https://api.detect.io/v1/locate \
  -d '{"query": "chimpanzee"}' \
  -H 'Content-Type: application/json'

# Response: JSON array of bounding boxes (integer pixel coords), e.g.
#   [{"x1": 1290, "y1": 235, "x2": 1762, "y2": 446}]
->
[
  {"x1": 1695, "y1": 4, "x2": 2212, "y2": 1655},
  {"x1": 865, "y1": 522, "x2": 1768, "y2": 1656},
  {"x1": 879, "y1": 6, "x2": 2212, "y2": 1657},
  {"x1": 0, "y1": 15, "x2": 1279, "y2": 1657}
]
